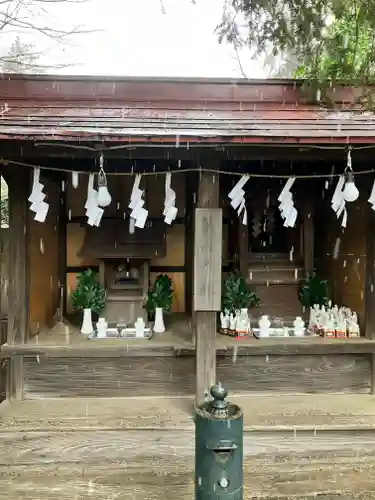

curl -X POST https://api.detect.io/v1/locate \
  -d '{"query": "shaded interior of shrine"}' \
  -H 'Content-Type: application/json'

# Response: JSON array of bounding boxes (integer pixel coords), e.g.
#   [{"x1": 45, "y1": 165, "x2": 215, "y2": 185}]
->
[{"x1": 0, "y1": 151, "x2": 370, "y2": 348}]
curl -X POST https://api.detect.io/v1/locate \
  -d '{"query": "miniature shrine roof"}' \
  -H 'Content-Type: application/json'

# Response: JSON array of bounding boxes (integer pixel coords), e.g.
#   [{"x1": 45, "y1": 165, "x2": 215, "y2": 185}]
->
[
  {"x1": 79, "y1": 219, "x2": 166, "y2": 260},
  {"x1": 0, "y1": 74, "x2": 374, "y2": 144}
]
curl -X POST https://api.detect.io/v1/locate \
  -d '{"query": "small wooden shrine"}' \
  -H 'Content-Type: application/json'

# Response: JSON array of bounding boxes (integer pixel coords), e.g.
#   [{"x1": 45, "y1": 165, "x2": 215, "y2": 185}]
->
[
  {"x1": 79, "y1": 219, "x2": 166, "y2": 323},
  {"x1": 1, "y1": 74, "x2": 375, "y2": 406}
]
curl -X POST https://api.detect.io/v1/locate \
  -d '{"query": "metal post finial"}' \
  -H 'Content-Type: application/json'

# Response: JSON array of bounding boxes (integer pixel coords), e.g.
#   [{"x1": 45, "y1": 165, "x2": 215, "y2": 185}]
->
[{"x1": 208, "y1": 383, "x2": 229, "y2": 417}]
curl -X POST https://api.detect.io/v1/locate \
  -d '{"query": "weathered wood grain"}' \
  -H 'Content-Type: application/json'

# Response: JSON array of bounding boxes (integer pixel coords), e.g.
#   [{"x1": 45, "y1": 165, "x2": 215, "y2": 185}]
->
[
  {"x1": 3, "y1": 394, "x2": 375, "y2": 432},
  {"x1": 3, "y1": 429, "x2": 375, "y2": 465},
  {"x1": 1, "y1": 429, "x2": 375, "y2": 499},
  {"x1": 195, "y1": 311, "x2": 216, "y2": 405},
  {"x1": 217, "y1": 353, "x2": 371, "y2": 394},
  {"x1": 193, "y1": 208, "x2": 222, "y2": 311},
  {"x1": 193, "y1": 172, "x2": 221, "y2": 405},
  {"x1": 7, "y1": 167, "x2": 29, "y2": 346},
  {"x1": 22, "y1": 353, "x2": 371, "y2": 398},
  {"x1": 23, "y1": 356, "x2": 195, "y2": 398}
]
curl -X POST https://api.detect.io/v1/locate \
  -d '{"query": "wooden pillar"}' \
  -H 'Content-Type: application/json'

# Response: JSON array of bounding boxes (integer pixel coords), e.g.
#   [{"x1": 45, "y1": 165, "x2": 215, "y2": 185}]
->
[
  {"x1": 6, "y1": 167, "x2": 30, "y2": 401},
  {"x1": 194, "y1": 172, "x2": 222, "y2": 406},
  {"x1": 238, "y1": 223, "x2": 249, "y2": 276},
  {"x1": 365, "y1": 207, "x2": 375, "y2": 393},
  {"x1": 184, "y1": 171, "x2": 198, "y2": 317},
  {"x1": 302, "y1": 200, "x2": 314, "y2": 275},
  {"x1": 365, "y1": 207, "x2": 375, "y2": 338},
  {"x1": 7, "y1": 168, "x2": 29, "y2": 344},
  {"x1": 58, "y1": 173, "x2": 67, "y2": 316}
]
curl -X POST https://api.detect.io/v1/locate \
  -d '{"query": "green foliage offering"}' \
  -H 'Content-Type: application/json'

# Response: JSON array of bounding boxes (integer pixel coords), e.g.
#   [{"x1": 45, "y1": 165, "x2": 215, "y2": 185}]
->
[
  {"x1": 222, "y1": 271, "x2": 260, "y2": 314},
  {"x1": 145, "y1": 274, "x2": 173, "y2": 314},
  {"x1": 71, "y1": 269, "x2": 106, "y2": 315},
  {"x1": 216, "y1": 0, "x2": 375, "y2": 106},
  {"x1": 299, "y1": 271, "x2": 330, "y2": 308}
]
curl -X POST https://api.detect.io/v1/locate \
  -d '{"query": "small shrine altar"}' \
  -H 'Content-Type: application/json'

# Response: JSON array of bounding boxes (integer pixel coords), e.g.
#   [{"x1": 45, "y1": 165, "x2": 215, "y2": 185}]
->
[
  {"x1": 78, "y1": 219, "x2": 166, "y2": 325},
  {"x1": 219, "y1": 302, "x2": 361, "y2": 340}
]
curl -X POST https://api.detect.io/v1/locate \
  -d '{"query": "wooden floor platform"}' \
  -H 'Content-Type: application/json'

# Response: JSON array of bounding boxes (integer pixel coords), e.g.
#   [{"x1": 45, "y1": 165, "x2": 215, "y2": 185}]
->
[
  {"x1": 2, "y1": 314, "x2": 375, "y2": 357},
  {"x1": 2, "y1": 315, "x2": 375, "y2": 398},
  {"x1": 2, "y1": 394, "x2": 375, "y2": 499}
]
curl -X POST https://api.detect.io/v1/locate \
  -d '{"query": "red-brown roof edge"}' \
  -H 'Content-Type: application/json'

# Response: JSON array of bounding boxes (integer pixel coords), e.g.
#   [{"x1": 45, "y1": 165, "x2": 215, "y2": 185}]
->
[
  {"x1": 0, "y1": 74, "x2": 370, "y2": 106},
  {"x1": 0, "y1": 73, "x2": 299, "y2": 85}
]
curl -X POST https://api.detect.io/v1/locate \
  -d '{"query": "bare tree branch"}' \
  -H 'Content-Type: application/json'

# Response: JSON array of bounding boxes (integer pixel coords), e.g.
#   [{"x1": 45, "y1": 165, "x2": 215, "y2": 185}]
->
[{"x1": 0, "y1": 0, "x2": 95, "y2": 72}]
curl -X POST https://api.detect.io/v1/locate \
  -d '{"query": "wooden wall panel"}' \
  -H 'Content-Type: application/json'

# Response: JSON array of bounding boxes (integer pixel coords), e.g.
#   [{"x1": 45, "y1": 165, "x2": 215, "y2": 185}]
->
[
  {"x1": 318, "y1": 199, "x2": 367, "y2": 329},
  {"x1": 24, "y1": 356, "x2": 195, "y2": 398},
  {"x1": 0, "y1": 228, "x2": 8, "y2": 316},
  {"x1": 22, "y1": 353, "x2": 370, "y2": 398},
  {"x1": 217, "y1": 354, "x2": 371, "y2": 393},
  {"x1": 222, "y1": 223, "x2": 229, "y2": 266},
  {"x1": 150, "y1": 271, "x2": 185, "y2": 313},
  {"x1": 66, "y1": 223, "x2": 98, "y2": 267},
  {"x1": 28, "y1": 176, "x2": 59, "y2": 332},
  {"x1": 151, "y1": 224, "x2": 185, "y2": 267},
  {"x1": 66, "y1": 273, "x2": 78, "y2": 314}
]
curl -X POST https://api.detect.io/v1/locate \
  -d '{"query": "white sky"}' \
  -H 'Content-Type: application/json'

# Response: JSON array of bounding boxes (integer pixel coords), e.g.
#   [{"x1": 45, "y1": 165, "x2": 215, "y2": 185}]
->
[{"x1": 10, "y1": 0, "x2": 267, "y2": 78}]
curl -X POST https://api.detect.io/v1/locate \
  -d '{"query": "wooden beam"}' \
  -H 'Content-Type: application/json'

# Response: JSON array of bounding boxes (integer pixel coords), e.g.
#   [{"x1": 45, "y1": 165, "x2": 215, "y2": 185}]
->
[
  {"x1": 365, "y1": 206, "x2": 375, "y2": 340},
  {"x1": 194, "y1": 171, "x2": 221, "y2": 406},
  {"x1": 7, "y1": 167, "x2": 29, "y2": 345}
]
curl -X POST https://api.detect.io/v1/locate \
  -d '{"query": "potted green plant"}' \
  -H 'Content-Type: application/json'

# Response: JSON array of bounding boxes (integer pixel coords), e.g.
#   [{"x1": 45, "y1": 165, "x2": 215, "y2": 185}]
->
[
  {"x1": 222, "y1": 270, "x2": 260, "y2": 315},
  {"x1": 71, "y1": 269, "x2": 106, "y2": 335},
  {"x1": 145, "y1": 274, "x2": 173, "y2": 333},
  {"x1": 299, "y1": 271, "x2": 330, "y2": 309}
]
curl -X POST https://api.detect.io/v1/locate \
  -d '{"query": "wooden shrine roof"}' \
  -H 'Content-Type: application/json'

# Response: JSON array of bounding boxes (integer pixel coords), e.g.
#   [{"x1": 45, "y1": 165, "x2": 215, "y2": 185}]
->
[
  {"x1": 79, "y1": 219, "x2": 166, "y2": 259},
  {"x1": 0, "y1": 74, "x2": 374, "y2": 144}
]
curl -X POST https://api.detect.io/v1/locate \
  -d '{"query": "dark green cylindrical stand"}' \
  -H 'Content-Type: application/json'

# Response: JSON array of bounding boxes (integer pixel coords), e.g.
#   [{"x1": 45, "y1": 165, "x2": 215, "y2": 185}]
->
[{"x1": 195, "y1": 383, "x2": 243, "y2": 500}]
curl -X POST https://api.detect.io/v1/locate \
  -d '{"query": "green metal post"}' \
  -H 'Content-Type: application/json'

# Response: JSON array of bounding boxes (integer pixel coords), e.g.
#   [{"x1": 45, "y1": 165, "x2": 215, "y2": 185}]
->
[{"x1": 195, "y1": 383, "x2": 243, "y2": 500}]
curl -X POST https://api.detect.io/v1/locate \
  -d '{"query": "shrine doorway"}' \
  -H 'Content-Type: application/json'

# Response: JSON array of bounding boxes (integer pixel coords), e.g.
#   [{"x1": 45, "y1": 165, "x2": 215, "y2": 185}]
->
[{"x1": 248, "y1": 187, "x2": 298, "y2": 257}]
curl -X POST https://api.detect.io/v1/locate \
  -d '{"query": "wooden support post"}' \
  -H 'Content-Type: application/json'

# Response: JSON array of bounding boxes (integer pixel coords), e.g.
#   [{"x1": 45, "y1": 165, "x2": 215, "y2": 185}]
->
[
  {"x1": 302, "y1": 200, "x2": 314, "y2": 276},
  {"x1": 184, "y1": 172, "x2": 197, "y2": 317},
  {"x1": 238, "y1": 223, "x2": 249, "y2": 277},
  {"x1": 365, "y1": 207, "x2": 375, "y2": 340},
  {"x1": 7, "y1": 168, "x2": 29, "y2": 345},
  {"x1": 365, "y1": 207, "x2": 375, "y2": 393},
  {"x1": 194, "y1": 172, "x2": 222, "y2": 406},
  {"x1": 58, "y1": 173, "x2": 67, "y2": 316},
  {"x1": 6, "y1": 167, "x2": 29, "y2": 401}
]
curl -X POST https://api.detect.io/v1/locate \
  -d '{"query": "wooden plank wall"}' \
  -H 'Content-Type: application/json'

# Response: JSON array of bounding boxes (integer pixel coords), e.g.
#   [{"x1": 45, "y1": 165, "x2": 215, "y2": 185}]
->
[
  {"x1": 0, "y1": 228, "x2": 8, "y2": 316},
  {"x1": 28, "y1": 174, "x2": 60, "y2": 333},
  {"x1": 66, "y1": 173, "x2": 187, "y2": 313},
  {"x1": 22, "y1": 353, "x2": 371, "y2": 398},
  {"x1": 317, "y1": 193, "x2": 367, "y2": 330}
]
